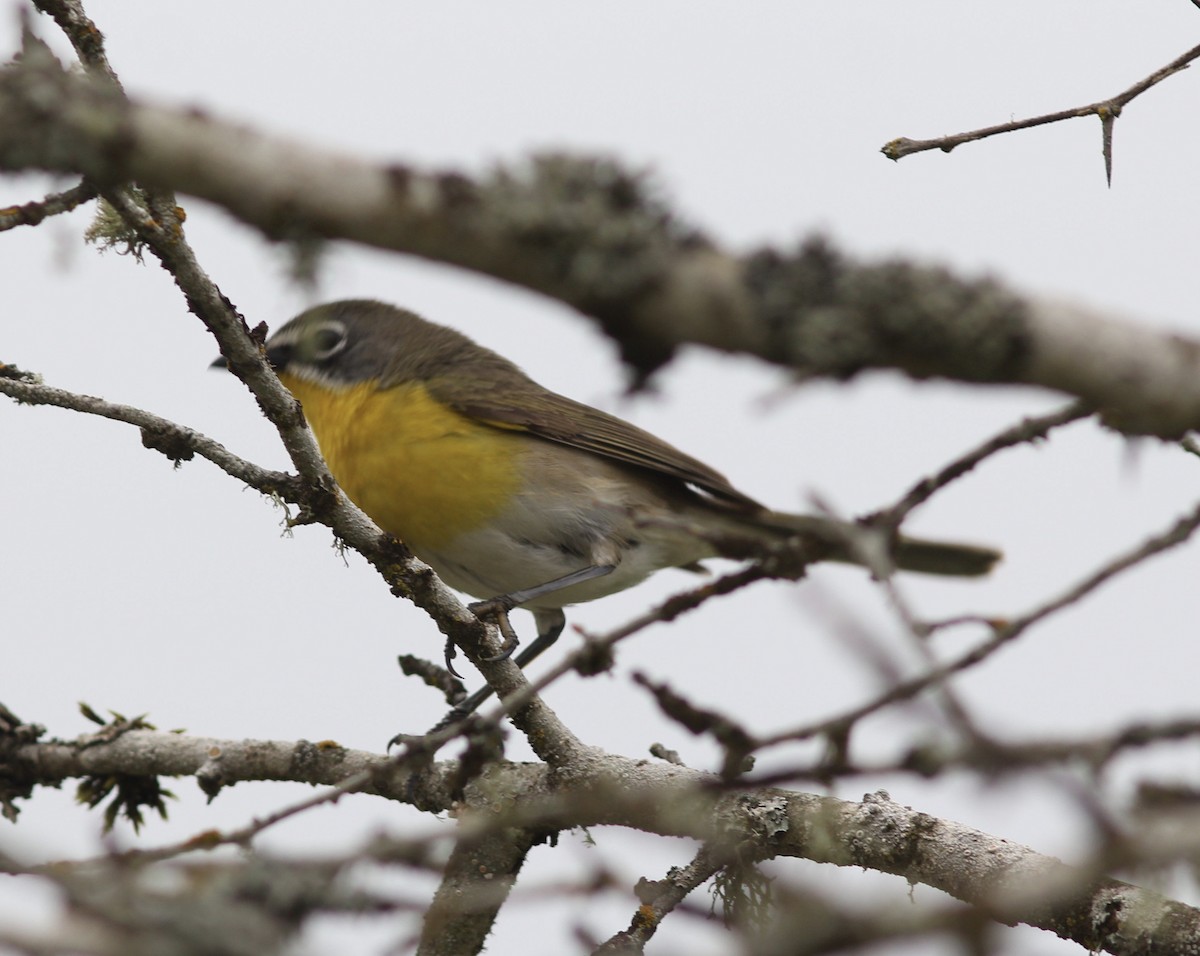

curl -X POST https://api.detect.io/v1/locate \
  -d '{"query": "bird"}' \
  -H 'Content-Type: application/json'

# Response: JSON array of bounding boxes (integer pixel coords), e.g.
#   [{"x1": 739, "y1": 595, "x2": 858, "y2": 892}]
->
[{"x1": 224, "y1": 299, "x2": 999, "y2": 714}]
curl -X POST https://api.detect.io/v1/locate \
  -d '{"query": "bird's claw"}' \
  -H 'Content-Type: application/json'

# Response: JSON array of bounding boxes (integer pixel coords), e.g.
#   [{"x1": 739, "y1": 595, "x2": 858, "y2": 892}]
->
[
  {"x1": 468, "y1": 597, "x2": 521, "y2": 662},
  {"x1": 443, "y1": 636, "x2": 463, "y2": 679}
]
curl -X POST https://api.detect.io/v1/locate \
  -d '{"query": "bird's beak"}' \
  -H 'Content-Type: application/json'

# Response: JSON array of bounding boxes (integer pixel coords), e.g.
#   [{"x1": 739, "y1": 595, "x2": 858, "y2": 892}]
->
[{"x1": 210, "y1": 342, "x2": 287, "y2": 372}]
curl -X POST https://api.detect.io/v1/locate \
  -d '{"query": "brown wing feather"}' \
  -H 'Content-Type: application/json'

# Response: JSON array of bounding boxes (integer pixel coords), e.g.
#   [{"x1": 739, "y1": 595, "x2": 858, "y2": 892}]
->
[{"x1": 427, "y1": 373, "x2": 762, "y2": 510}]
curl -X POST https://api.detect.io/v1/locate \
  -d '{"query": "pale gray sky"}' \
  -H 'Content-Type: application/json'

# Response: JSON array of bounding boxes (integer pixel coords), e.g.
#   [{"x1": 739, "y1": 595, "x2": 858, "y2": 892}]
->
[{"x1": 4, "y1": 3, "x2": 1199, "y2": 953}]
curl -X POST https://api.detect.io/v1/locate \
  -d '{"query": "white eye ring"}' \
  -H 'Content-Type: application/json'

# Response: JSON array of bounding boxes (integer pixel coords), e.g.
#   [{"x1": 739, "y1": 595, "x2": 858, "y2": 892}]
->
[{"x1": 312, "y1": 320, "x2": 348, "y2": 361}]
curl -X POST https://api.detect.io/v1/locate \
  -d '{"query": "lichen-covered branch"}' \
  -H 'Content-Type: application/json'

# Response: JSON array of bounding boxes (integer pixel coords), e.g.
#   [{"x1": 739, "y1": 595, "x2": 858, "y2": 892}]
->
[
  {"x1": 3, "y1": 34, "x2": 1200, "y2": 434},
  {"x1": 594, "y1": 846, "x2": 724, "y2": 952},
  {"x1": 417, "y1": 826, "x2": 536, "y2": 956},
  {"x1": 6, "y1": 720, "x2": 1200, "y2": 954}
]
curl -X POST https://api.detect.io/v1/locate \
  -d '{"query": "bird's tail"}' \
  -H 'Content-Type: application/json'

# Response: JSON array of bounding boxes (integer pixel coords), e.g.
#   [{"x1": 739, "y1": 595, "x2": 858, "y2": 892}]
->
[
  {"x1": 880, "y1": 533, "x2": 999, "y2": 577},
  {"x1": 714, "y1": 510, "x2": 1000, "y2": 578}
]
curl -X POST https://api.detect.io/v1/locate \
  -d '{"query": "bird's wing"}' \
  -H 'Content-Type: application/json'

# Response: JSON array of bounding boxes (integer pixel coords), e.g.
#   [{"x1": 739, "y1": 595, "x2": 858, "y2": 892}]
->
[{"x1": 428, "y1": 375, "x2": 761, "y2": 510}]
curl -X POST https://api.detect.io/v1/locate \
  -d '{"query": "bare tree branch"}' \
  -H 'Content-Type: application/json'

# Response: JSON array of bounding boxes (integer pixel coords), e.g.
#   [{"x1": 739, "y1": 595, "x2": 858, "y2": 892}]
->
[
  {"x1": 31, "y1": 0, "x2": 119, "y2": 83},
  {"x1": 881, "y1": 40, "x2": 1200, "y2": 187},
  {"x1": 876, "y1": 400, "x2": 1093, "y2": 528},
  {"x1": 0, "y1": 367, "x2": 296, "y2": 494},
  {"x1": 0, "y1": 178, "x2": 96, "y2": 231},
  {"x1": 752, "y1": 714, "x2": 1200, "y2": 790},
  {"x1": 761, "y1": 495, "x2": 1200, "y2": 752}
]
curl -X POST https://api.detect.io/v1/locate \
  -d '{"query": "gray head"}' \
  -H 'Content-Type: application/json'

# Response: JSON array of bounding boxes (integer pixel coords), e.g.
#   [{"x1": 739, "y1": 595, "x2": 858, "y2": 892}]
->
[{"x1": 264, "y1": 299, "x2": 523, "y2": 389}]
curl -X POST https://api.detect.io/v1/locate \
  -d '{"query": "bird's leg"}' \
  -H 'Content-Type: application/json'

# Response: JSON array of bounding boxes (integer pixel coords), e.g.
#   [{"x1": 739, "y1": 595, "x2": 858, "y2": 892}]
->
[
  {"x1": 426, "y1": 565, "x2": 615, "y2": 733},
  {"x1": 428, "y1": 610, "x2": 567, "y2": 732},
  {"x1": 468, "y1": 564, "x2": 615, "y2": 662}
]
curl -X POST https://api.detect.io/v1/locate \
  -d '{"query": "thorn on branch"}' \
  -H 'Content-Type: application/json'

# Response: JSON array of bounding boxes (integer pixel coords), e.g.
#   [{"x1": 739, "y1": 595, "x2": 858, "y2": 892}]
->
[
  {"x1": 1099, "y1": 105, "x2": 1118, "y2": 187},
  {"x1": 195, "y1": 751, "x2": 227, "y2": 802}
]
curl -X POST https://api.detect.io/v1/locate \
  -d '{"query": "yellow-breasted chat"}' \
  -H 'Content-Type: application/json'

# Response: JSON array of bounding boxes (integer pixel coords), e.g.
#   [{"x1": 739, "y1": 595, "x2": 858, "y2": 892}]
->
[{"x1": 219, "y1": 299, "x2": 999, "y2": 712}]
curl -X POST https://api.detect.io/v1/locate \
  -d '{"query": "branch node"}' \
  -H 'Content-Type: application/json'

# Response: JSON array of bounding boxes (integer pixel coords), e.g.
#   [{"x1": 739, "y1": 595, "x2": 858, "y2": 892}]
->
[{"x1": 139, "y1": 422, "x2": 197, "y2": 465}]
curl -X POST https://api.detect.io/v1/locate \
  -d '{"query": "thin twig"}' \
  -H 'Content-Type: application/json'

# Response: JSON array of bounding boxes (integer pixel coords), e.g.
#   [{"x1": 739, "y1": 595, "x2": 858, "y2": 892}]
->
[
  {"x1": 31, "y1": 0, "x2": 120, "y2": 85},
  {"x1": 751, "y1": 714, "x2": 1200, "y2": 787},
  {"x1": 759, "y1": 495, "x2": 1200, "y2": 750},
  {"x1": 858, "y1": 402, "x2": 1092, "y2": 744},
  {"x1": 800, "y1": 504, "x2": 986, "y2": 744},
  {"x1": 0, "y1": 179, "x2": 98, "y2": 232},
  {"x1": 633, "y1": 674, "x2": 755, "y2": 779},
  {"x1": 0, "y1": 371, "x2": 297, "y2": 497},
  {"x1": 876, "y1": 400, "x2": 1092, "y2": 528},
  {"x1": 882, "y1": 40, "x2": 1200, "y2": 184},
  {"x1": 593, "y1": 847, "x2": 723, "y2": 954}
]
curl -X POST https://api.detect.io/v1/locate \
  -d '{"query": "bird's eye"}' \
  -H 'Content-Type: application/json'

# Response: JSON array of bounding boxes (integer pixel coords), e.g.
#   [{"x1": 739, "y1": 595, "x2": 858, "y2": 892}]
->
[{"x1": 311, "y1": 322, "x2": 347, "y2": 362}]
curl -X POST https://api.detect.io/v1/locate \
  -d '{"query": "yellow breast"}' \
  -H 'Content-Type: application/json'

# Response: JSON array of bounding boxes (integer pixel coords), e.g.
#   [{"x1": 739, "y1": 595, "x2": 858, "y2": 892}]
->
[{"x1": 278, "y1": 375, "x2": 524, "y2": 551}]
